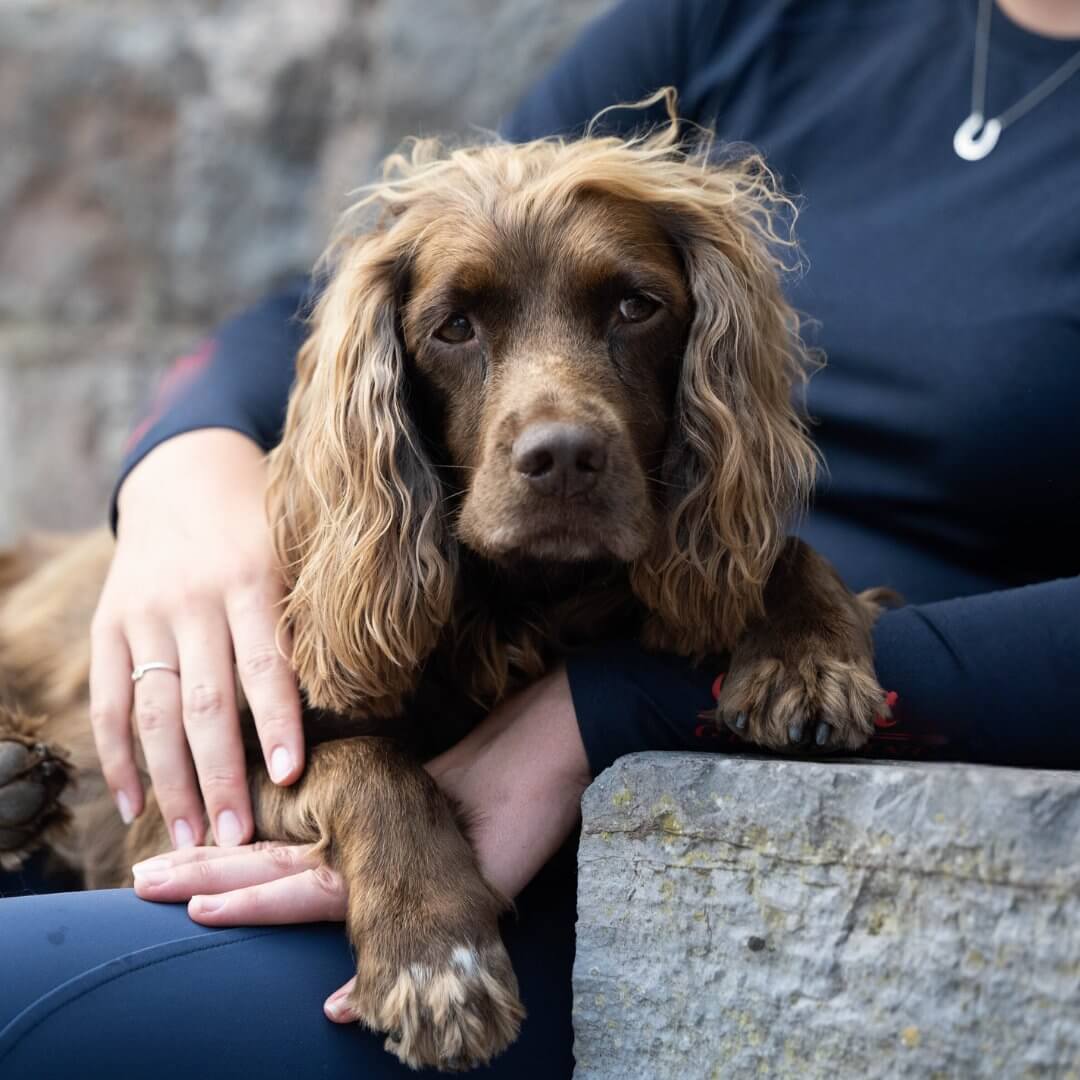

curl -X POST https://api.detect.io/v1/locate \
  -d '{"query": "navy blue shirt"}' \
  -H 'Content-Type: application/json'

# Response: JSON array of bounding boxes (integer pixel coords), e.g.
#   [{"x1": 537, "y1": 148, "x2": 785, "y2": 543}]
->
[{"x1": 116, "y1": 0, "x2": 1080, "y2": 765}]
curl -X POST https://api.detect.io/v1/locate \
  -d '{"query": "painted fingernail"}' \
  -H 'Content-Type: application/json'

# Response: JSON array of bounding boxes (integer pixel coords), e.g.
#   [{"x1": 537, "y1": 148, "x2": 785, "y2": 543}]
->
[
  {"x1": 132, "y1": 857, "x2": 170, "y2": 875},
  {"x1": 173, "y1": 818, "x2": 195, "y2": 849},
  {"x1": 116, "y1": 790, "x2": 135, "y2": 826},
  {"x1": 216, "y1": 809, "x2": 243, "y2": 847},
  {"x1": 133, "y1": 867, "x2": 171, "y2": 888},
  {"x1": 192, "y1": 895, "x2": 224, "y2": 915},
  {"x1": 270, "y1": 746, "x2": 293, "y2": 784}
]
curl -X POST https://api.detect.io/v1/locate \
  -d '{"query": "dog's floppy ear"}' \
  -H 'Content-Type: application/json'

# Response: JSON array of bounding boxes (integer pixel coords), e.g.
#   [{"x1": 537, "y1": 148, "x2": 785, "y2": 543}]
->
[
  {"x1": 267, "y1": 229, "x2": 455, "y2": 715},
  {"x1": 630, "y1": 156, "x2": 817, "y2": 654}
]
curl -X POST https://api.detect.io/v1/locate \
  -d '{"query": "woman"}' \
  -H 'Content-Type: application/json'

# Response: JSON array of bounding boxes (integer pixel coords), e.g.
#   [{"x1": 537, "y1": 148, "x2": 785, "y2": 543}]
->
[{"x1": 2, "y1": 1, "x2": 1078, "y2": 1075}]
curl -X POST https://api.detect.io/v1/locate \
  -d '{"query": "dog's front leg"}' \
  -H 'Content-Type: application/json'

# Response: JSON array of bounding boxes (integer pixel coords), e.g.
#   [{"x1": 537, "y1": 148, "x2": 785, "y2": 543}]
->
[
  {"x1": 251, "y1": 735, "x2": 524, "y2": 1071},
  {"x1": 715, "y1": 538, "x2": 894, "y2": 752}
]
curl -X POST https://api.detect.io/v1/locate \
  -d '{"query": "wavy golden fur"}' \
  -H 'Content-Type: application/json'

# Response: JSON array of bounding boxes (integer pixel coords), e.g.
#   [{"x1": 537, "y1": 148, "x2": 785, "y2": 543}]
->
[{"x1": 270, "y1": 89, "x2": 817, "y2": 716}]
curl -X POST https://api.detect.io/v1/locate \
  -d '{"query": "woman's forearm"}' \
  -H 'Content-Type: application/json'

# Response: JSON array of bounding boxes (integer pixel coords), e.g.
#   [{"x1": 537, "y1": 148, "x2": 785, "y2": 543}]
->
[
  {"x1": 112, "y1": 279, "x2": 313, "y2": 530},
  {"x1": 425, "y1": 668, "x2": 591, "y2": 899}
]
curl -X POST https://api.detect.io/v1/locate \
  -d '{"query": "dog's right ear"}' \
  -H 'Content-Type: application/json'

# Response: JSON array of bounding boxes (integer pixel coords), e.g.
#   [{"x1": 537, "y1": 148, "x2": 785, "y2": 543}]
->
[
  {"x1": 627, "y1": 151, "x2": 817, "y2": 656},
  {"x1": 267, "y1": 230, "x2": 456, "y2": 716}
]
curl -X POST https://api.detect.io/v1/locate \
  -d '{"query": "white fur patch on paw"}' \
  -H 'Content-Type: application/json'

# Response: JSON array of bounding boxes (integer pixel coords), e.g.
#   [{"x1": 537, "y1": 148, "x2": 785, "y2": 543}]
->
[
  {"x1": 356, "y1": 939, "x2": 524, "y2": 1071},
  {"x1": 451, "y1": 945, "x2": 479, "y2": 976}
]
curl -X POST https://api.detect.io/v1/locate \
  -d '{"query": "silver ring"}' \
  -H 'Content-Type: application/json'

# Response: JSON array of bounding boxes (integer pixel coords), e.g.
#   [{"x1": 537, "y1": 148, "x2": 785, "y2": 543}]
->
[{"x1": 131, "y1": 661, "x2": 180, "y2": 683}]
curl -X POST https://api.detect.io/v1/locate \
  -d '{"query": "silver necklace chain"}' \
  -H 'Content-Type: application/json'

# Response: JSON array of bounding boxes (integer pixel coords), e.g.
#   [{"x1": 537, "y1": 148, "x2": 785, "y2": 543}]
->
[{"x1": 954, "y1": 0, "x2": 1080, "y2": 161}]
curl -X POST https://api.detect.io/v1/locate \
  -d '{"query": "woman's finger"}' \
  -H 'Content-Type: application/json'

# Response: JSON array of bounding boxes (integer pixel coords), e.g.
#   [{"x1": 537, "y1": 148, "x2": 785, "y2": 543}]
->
[
  {"x1": 174, "y1": 609, "x2": 252, "y2": 847},
  {"x1": 186, "y1": 864, "x2": 348, "y2": 925},
  {"x1": 127, "y1": 623, "x2": 204, "y2": 848},
  {"x1": 324, "y1": 977, "x2": 358, "y2": 1023},
  {"x1": 131, "y1": 839, "x2": 293, "y2": 871},
  {"x1": 133, "y1": 842, "x2": 321, "y2": 902},
  {"x1": 225, "y1": 583, "x2": 304, "y2": 786},
  {"x1": 89, "y1": 618, "x2": 142, "y2": 822}
]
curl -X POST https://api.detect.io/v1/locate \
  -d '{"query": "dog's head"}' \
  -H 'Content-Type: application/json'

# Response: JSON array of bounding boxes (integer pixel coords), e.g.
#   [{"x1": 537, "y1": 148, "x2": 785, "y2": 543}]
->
[{"x1": 269, "y1": 94, "x2": 816, "y2": 712}]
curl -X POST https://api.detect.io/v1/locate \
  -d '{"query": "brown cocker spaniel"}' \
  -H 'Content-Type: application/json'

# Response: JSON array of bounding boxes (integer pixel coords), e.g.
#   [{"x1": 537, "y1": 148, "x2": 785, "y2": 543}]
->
[{"x1": 0, "y1": 95, "x2": 890, "y2": 1070}]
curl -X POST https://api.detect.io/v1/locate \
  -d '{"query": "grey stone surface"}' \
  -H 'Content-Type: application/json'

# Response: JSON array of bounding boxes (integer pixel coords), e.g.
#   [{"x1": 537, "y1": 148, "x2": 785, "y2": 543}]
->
[
  {"x1": 574, "y1": 752, "x2": 1080, "y2": 1080},
  {"x1": 0, "y1": 0, "x2": 614, "y2": 542}
]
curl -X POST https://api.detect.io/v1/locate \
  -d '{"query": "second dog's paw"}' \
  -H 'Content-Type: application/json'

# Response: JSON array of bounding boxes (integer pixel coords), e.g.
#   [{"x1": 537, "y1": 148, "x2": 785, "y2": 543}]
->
[
  {"x1": 716, "y1": 652, "x2": 887, "y2": 752},
  {"x1": 353, "y1": 935, "x2": 524, "y2": 1071},
  {"x1": 0, "y1": 736, "x2": 71, "y2": 868}
]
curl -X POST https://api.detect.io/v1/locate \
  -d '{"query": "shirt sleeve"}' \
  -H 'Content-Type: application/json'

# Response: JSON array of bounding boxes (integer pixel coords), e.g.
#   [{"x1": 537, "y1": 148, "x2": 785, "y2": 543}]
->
[
  {"x1": 109, "y1": 276, "x2": 315, "y2": 530},
  {"x1": 567, "y1": 576, "x2": 1080, "y2": 776},
  {"x1": 871, "y1": 575, "x2": 1080, "y2": 769}
]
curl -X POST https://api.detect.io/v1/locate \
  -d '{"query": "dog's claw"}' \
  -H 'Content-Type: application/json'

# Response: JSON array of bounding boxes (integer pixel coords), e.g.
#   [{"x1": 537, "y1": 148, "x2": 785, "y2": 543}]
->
[
  {"x1": 788, "y1": 721, "x2": 803, "y2": 744},
  {"x1": 815, "y1": 721, "x2": 831, "y2": 747},
  {"x1": 734, "y1": 712, "x2": 748, "y2": 732}
]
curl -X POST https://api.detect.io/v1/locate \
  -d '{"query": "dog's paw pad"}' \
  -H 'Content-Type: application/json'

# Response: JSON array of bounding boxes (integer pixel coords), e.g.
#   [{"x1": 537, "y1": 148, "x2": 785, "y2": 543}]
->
[
  {"x1": 0, "y1": 776, "x2": 53, "y2": 825},
  {"x1": 0, "y1": 740, "x2": 36, "y2": 788},
  {"x1": 0, "y1": 738, "x2": 70, "y2": 863},
  {"x1": 358, "y1": 940, "x2": 524, "y2": 1071}
]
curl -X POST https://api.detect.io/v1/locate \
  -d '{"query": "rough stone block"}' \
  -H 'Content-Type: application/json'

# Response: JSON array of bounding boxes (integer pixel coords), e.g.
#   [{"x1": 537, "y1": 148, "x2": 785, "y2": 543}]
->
[{"x1": 574, "y1": 753, "x2": 1080, "y2": 1079}]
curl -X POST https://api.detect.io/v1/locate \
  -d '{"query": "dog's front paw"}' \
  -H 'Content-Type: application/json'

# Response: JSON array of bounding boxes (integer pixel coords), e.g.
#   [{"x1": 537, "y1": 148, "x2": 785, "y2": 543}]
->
[
  {"x1": 351, "y1": 931, "x2": 524, "y2": 1071},
  {"x1": 716, "y1": 651, "x2": 887, "y2": 752},
  {"x1": 0, "y1": 734, "x2": 71, "y2": 869}
]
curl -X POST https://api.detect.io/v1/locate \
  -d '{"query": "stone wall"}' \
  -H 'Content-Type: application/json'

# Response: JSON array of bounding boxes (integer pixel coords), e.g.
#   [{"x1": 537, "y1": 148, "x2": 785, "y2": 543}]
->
[
  {"x1": 575, "y1": 752, "x2": 1080, "y2": 1079},
  {"x1": 0, "y1": 0, "x2": 613, "y2": 542}
]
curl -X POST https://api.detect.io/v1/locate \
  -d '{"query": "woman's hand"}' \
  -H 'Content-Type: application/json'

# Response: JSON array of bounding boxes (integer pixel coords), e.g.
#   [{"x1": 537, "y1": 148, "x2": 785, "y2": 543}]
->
[
  {"x1": 133, "y1": 667, "x2": 591, "y2": 1022},
  {"x1": 91, "y1": 428, "x2": 305, "y2": 850}
]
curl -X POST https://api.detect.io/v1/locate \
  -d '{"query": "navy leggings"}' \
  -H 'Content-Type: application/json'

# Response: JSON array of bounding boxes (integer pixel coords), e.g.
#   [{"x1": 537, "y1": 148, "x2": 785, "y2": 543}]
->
[{"x1": 2, "y1": 643, "x2": 1075, "y2": 1078}]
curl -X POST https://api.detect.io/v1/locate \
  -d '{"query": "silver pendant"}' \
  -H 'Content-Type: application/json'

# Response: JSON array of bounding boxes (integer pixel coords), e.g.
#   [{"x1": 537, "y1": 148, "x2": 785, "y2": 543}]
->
[{"x1": 953, "y1": 112, "x2": 1002, "y2": 161}]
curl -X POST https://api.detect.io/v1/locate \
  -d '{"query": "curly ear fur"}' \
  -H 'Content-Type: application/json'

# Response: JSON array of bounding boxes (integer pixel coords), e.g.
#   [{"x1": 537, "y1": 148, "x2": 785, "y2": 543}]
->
[
  {"x1": 625, "y1": 112, "x2": 818, "y2": 653},
  {"x1": 267, "y1": 231, "x2": 456, "y2": 716}
]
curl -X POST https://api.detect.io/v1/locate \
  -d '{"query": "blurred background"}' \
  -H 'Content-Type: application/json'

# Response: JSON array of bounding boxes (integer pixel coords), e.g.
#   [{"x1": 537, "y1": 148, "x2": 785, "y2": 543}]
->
[{"x1": 0, "y1": 0, "x2": 614, "y2": 543}]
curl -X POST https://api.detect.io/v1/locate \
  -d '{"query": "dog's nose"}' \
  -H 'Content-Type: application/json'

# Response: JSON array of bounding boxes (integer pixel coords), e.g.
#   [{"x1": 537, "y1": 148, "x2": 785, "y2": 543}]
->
[{"x1": 512, "y1": 422, "x2": 608, "y2": 497}]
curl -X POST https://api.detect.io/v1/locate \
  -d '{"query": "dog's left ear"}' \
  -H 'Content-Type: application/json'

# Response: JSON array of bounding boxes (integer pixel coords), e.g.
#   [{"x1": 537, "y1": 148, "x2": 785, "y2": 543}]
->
[
  {"x1": 267, "y1": 229, "x2": 456, "y2": 715},
  {"x1": 630, "y1": 160, "x2": 817, "y2": 654}
]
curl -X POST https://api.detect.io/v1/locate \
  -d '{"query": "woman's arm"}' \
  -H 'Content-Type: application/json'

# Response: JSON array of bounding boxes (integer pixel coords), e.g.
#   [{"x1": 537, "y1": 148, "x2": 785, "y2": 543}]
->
[
  {"x1": 566, "y1": 575, "x2": 1080, "y2": 775},
  {"x1": 871, "y1": 575, "x2": 1080, "y2": 769},
  {"x1": 110, "y1": 278, "x2": 314, "y2": 529}
]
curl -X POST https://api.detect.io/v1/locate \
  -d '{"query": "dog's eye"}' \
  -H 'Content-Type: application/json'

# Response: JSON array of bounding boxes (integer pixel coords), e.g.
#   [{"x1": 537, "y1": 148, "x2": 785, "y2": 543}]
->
[
  {"x1": 434, "y1": 313, "x2": 475, "y2": 344},
  {"x1": 617, "y1": 294, "x2": 659, "y2": 324}
]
